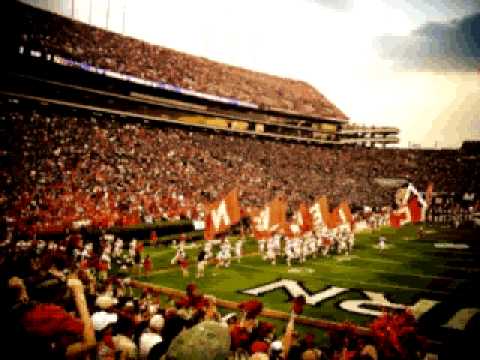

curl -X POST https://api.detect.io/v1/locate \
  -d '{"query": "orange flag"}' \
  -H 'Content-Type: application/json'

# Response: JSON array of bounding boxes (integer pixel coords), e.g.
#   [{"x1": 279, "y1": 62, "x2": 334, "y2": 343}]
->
[
  {"x1": 309, "y1": 196, "x2": 331, "y2": 229},
  {"x1": 250, "y1": 196, "x2": 287, "y2": 239},
  {"x1": 204, "y1": 189, "x2": 241, "y2": 240},
  {"x1": 331, "y1": 201, "x2": 353, "y2": 229},
  {"x1": 295, "y1": 203, "x2": 313, "y2": 232},
  {"x1": 339, "y1": 200, "x2": 353, "y2": 224}
]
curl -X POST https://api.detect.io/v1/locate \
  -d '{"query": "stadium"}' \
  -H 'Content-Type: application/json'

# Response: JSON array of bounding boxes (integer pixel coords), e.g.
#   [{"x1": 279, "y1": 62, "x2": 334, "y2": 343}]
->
[{"x1": 1, "y1": 1, "x2": 479, "y2": 359}]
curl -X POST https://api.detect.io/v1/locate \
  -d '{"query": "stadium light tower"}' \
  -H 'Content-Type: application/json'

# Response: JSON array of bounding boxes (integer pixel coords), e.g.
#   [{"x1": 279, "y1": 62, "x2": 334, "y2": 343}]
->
[
  {"x1": 89, "y1": 0, "x2": 93, "y2": 25},
  {"x1": 106, "y1": 0, "x2": 110, "y2": 30},
  {"x1": 122, "y1": 0, "x2": 127, "y2": 34}
]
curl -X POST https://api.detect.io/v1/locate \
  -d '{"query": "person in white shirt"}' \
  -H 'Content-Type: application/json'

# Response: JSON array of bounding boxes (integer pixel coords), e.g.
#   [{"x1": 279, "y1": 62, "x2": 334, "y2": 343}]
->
[
  {"x1": 346, "y1": 230, "x2": 355, "y2": 255},
  {"x1": 378, "y1": 235, "x2": 386, "y2": 251},
  {"x1": 113, "y1": 237, "x2": 123, "y2": 258},
  {"x1": 266, "y1": 237, "x2": 277, "y2": 265},
  {"x1": 285, "y1": 237, "x2": 296, "y2": 267},
  {"x1": 273, "y1": 233, "x2": 282, "y2": 257},
  {"x1": 171, "y1": 240, "x2": 186, "y2": 265},
  {"x1": 235, "y1": 239, "x2": 244, "y2": 263},
  {"x1": 258, "y1": 238, "x2": 266, "y2": 259},
  {"x1": 301, "y1": 235, "x2": 310, "y2": 263},
  {"x1": 139, "y1": 314, "x2": 164, "y2": 359},
  {"x1": 293, "y1": 236, "x2": 302, "y2": 262},
  {"x1": 204, "y1": 241, "x2": 213, "y2": 260},
  {"x1": 129, "y1": 239, "x2": 137, "y2": 258},
  {"x1": 216, "y1": 238, "x2": 232, "y2": 268}
]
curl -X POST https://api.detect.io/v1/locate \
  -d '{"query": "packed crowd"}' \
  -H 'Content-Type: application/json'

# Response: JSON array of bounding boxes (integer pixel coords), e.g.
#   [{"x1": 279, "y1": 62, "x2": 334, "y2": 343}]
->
[
  {"x1": 1, "y1": 102, "x2": 479, "y2": 234},
  {"x1": 1, "y1": 227, "x2": 428, "y2": 360},
  {"x1": 13, "y1": 1, "x2": 347, "y2": 120}
]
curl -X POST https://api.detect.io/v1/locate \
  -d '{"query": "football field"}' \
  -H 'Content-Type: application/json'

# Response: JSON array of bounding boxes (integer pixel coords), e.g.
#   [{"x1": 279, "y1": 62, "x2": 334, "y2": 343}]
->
[{"x1": 136, "y1": 224, "x2": 480, "y2": 345}]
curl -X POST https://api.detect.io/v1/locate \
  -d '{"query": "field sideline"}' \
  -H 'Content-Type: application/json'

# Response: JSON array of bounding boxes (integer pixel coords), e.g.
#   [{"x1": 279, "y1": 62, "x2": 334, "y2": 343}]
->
[{"x1": 134, "y1": 224, "x2": 480, "y2": 345}]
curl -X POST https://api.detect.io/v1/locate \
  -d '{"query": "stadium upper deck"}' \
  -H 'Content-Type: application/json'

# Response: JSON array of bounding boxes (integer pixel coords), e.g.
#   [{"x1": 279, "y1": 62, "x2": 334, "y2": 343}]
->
[
  {"x1": 11, "y1": 1, "x2": 346, "y2": 119},
  {"x1": 7, "y1": 1, "x2": 399, "y2": 146}
]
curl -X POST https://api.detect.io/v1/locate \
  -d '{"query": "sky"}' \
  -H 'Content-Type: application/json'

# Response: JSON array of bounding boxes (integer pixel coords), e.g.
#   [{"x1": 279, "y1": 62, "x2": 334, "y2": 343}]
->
[{"x1": 22, "y1": 0, "x2": 480, "y2": 148}]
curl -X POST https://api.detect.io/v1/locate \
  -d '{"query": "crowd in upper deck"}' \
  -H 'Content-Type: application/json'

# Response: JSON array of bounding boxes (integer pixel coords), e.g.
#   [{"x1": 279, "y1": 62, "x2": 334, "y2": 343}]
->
[{"x1": 13, "y1": 1, "x2": 347, "y2": 121}]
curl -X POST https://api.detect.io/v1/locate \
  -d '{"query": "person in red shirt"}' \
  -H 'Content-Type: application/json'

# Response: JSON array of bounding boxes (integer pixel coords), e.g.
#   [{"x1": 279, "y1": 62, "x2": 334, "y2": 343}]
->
[
  {"x1": 143, "y1": 254, "x2": 153, "y2": 275},
  {"x1": 150, "y1": 230, "x2": 158, "y2": 247}
]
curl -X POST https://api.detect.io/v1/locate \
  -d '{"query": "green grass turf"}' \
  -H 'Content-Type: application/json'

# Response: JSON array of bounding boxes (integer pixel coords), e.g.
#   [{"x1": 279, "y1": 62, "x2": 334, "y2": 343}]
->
[{"x1": 133, "y1": 224, "x2": 480, "y2": 345}]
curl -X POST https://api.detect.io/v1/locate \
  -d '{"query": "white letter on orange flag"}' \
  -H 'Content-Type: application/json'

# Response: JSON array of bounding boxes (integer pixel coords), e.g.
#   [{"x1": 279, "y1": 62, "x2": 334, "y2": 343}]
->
[{"x1": 211, "y1": 200, "x2": 230, "y2": 231}]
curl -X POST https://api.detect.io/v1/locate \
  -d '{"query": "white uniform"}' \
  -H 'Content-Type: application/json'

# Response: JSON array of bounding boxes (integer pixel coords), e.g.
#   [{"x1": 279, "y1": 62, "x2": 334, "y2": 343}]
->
[
  {"x1": 378, "y1": 236, "x2": 386, "y2": 250},
  {"x1": 293, "y1": 237, "x2": 302, "y2": 261},
  {"x1": 217, "y1": 241, "x2": 232, "y2": 267},
  {"x1": 258, "y1": 239, "x2": 266, "y2": 259},
  {"x1": 104, "y1": 242, "x2": 112, "y2": 255},
  {"x1": 113, "y1": 238, "x2": 124, "y2": 258},
  {"x1": 273, "y1": 234, "x2": 282, "y2": 256},
  {"x1": 204, "y1": 241, "x2": 213, "y2": 260},
  {"x1": 81, "y1": 244, "x2": 91, "y2": 260},
  {"x1": 307, "y1": 234, "x2": 317, "y2": 258},
  {"x1": 336, "y1": 229, "x2": 348, "y2": 255},
  {"x1": 322, "y1": 229, "x2": 333, "y2": 256},
  {"x1": 346, "y1": 231, "x2": 355, "y2": 255},
  {"x1": 129, "y1": 239, "x2": 137, "y2": 258},
  {"x1": 101, "y1": 252, "x2": 111, "y2": 270},
  {"x1": 171, "y1": 243, "x2": 186, "y2": 265},
  {"x1": 266, "y1": 238, "x2": 277, "y2": 265},
  {"x1": 302, "y1": 237, "x2": 310, "y2": 263},
  {"x1": 235, "y1": 240, "x2": 243, "y2": 262},
  {"x1": 285, "y1": 238, "x2": 295, "y2": 267}
]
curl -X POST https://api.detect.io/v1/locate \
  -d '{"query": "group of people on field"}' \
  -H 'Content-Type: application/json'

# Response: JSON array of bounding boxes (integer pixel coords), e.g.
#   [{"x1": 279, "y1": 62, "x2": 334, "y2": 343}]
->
[{"x1": 258, "y1": 226, "x2": 355, "y2": 267}]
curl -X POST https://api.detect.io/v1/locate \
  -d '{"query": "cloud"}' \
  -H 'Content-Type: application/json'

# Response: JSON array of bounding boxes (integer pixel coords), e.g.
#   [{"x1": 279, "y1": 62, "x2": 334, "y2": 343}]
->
[
  {"x1": 375, "y1": 12, "x2": 480, "y2": 71},
  {"x1": 306, "y1": 0, "x2": 354, "y2": 11},
  {"x1": 397, "y1": 0, "x2": 480, "y2": 21}
]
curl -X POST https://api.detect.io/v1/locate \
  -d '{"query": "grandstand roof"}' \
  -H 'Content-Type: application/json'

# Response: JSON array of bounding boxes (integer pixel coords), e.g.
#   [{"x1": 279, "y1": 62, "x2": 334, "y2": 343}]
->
[{"x1": 14, "y1": 1, "x2": 349, "y2": 121}]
